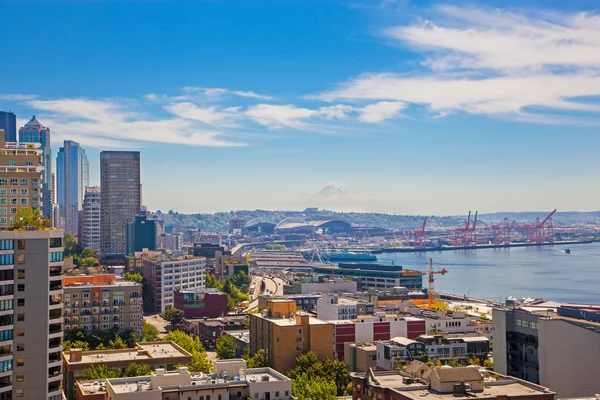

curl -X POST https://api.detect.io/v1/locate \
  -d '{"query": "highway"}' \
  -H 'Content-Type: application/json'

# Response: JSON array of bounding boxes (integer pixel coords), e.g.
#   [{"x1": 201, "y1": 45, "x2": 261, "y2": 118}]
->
[{"x1": 245, "y1": 274, "x2": 285, "y2": 311}]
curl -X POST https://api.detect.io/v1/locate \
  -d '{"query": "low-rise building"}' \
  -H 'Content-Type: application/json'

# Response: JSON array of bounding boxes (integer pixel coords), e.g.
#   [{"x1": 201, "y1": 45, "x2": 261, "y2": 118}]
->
[
  {"x1": 317, "y1": 294, "x2": 372, "y2": 321},
  {"x1": 311, "y1": 263, "x2": 423, "y2": 291},
  {"x1": 351, "y1": 367, "x2": 555, "y2": 400},
  {"x1": 63, "y1": 341, "x2": 192, "y2": 400},
  {"x1": 224, "y1": 330, "x2": 250, "y2": 358},
  {"x1": 344, "y1": 342, "x2": 377, "y2": 372},
  {"x1": 285, "y1": 280, "x2": 358, "y2": 295},
  {"x1": 75, "y1": 359, "x2": 294, "y2": 400},
  {"x1": 258, "y1": 293, "x2": 321, "y2": 312},
  {"x1": 250, "y1": 299, "x2": 334, "y2": 373},
  {"x1": 63, "y1": 274, "x2": 143, "y2": 335},
  {"x1": 196, "y1": 316, "x2": 248, "y2": 348},
  {"x1": 174, "y1": 288, "x2": 228, "y2": 318}
]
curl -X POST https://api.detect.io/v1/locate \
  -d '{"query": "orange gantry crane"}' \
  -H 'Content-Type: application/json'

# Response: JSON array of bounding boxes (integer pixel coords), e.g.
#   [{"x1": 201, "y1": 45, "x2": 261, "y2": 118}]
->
[{"x1": 403, "y1": 258, "x2": 448, "y2": 309}]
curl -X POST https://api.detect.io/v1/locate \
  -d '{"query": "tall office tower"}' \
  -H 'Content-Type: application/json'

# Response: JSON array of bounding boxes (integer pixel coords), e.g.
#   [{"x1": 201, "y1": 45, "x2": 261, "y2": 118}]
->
[
  {"x1": 0, "y1": 112, "x2": 16, "y2": 142},
  {"x1": 100, "y1": 151, "x2": 140, "y2": 258},
  {"x1": 18, "y1": 116, "x2": 52, "y2": 219},
  {"x1": 79, "y1": 187, "x2": 101, "y2": 251},
  {"x1": 0, "y1": 229, "x2": 64, "y2": 400},
  {"x1": 0, "y1": 130, "x2": 43, "y2": 229},
  {"x1": 125, "y1": 211, "x2": 158, "y2": 255},
  {"x1": 56, "y1": 141, "x2": 89, "y2": 236}
]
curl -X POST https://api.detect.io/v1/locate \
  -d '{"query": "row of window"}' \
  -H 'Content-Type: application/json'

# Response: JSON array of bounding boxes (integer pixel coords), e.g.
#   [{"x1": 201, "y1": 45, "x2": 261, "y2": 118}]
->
[
  {"x1": 0, "y1": 178, "x2": 37, "y2": 186},
  {"x1": 0, "y1": 188, "x2": 36, "y2": 196}
]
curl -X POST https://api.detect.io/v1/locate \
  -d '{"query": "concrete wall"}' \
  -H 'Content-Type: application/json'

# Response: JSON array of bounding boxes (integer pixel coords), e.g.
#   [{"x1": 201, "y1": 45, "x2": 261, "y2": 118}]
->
[
  {"x1": 492, "y1": 308, "x2": 508, "y2": 375},
  {"x1": 538, "y1": 318, "x2": 600, "y2": 397}
]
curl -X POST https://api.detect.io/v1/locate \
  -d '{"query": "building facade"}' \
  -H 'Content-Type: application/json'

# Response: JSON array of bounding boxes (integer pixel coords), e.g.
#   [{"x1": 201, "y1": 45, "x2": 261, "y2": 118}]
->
[
  {"x1": 493, "y1": 306, "x2": 600, "y2": 397},
  {"x1": 0, "y1": 112, "x2": 16, "y2": 142},
  {"x1": 18, "y1": 116, "x2": 52, "y2": 219},
  {"x1": 311, "y1": 263, "x2": 423, "y2": 291},
  {"x1": 125, "y1": 211, "x2": 157, "y2": 255},
  {"x1": 140, "y1": 254, "x2": 206, "y2": 313},
  {"x1": 100, "y1": 151, "x2": 140, "y2": 258},
  {"x1": 0, "y1": 130, "x2": 43, "y2": 228},
  {"x1": 249, "y1": 299, "x2": 334, "y2": 373},
  {"x1": 0, "y1": 230, "x2": 65, "y2": 400},
  {"x1": 56, "y1": 140, "x2": 89, "y2": 236},
  {"x1": 63, "y1": 274, "x2": 143, "y2": 335},
  {"x1": 79, "y1": 187, "x2": 101, "y2": 252},
  {"x1": 173, "y1": 288, "x2": 228, "y2": 318}
]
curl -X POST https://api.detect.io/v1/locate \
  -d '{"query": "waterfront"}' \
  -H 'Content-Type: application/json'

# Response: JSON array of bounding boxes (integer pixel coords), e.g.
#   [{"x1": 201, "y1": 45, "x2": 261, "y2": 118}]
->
[{"x1": 375, "y1": 242, "x2": 600, "y2": 304}]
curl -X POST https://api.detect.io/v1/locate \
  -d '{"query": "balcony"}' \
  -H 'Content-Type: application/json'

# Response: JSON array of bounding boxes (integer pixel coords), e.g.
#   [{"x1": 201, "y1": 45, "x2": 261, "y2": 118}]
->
[
  {"x1": 49, "y1": 282, "x2": 62, "y2": 292},
  {"x1": 48, "y1": 381, "x2": 62, "y2": 394},
  {"x1": 48, "y1": 338, "x2": 62, "y2": 350}
]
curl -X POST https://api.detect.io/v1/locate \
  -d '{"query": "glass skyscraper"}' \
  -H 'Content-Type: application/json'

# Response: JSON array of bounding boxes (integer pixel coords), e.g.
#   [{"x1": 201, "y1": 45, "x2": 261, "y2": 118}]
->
[
  {"x1": 19, "y1": 116, "x2": 52, "y2": 219},
  {"x1": 0, "y1": 111, "x2": 17, "y2": 142},
  {"x1": 56, "y1": 140, "x2": 89, "y2": 236}
]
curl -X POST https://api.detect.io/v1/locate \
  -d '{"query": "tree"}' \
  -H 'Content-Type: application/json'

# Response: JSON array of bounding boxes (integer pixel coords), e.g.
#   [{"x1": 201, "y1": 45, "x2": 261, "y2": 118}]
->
[
  {"x1": 206, "y1": 274, "x2": 223, "y2": 291},
  {"x1": 78, "y1": 256, "x2": 99, "y2": 268},
  {"x1": 246, "y1": 349, "x2": 266, "y2": 368},
  {"x1": 63, "y1": 232, "x2": 80, "y2": 257},
  {"x1": 122, "y1": 272, "x2": 143, "y2": 284},
  {"x1": 289, "y1": 352, "x2": 321, "y2": 379},
  {"x1": 216, "y1": 335, "x2": 236, "y2": 359},
  {"x1": 164, "y1": 330, "x2": 205, "y2": 354},
  {"x1": 80, "y1": 247, "x2": 96, "y2": 259},
  {"x1": 322, "y1": 358, "x2": 352, "y2": 396},
  {"x1": 124, "y1": 363, "x2": 151, "y2": 377},
  {"x1": 292, "y1": 373, "x2": 337, "y2": 400},
  {"x1": 62, "y1": 340, "x2": 90, "y2": 351},
  {"x1": 162, "y1": 306, "x2": 177, "y2": 321},
  {"x1": 11, "y1": 207, "x2": 51, "y2": 231},
  {"x1": 188, "y1": 351, "x2": 211, "y2": 373},
  {"x1": 82, "y1": 364, "x2": 122, "y2": 380},
  {"x1": 469, "y1": 355, "x2": 481, "y2": 366},
  {"x1": 142, "y1": 322, "x2": 160, "y2": 342},
  {"x1": 107, "y1": 335, "x2": 128, "y2": 349},
  {"x1": 483, "y1": 359, "x2": 494, "y2": 369}
]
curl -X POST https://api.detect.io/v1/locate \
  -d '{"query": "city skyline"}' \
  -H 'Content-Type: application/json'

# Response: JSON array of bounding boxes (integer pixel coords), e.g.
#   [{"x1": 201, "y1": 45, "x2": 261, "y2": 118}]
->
[{"x1": 1, "y1": 0, "x2": 600, "y2": 214}]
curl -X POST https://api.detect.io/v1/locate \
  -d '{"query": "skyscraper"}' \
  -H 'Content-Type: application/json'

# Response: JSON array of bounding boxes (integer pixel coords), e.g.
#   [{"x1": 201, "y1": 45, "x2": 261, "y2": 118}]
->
[
  {"x1": 56, "y1": 141, "x2": 89, "y2": 236},
  {"x1": 79, "y1": 186, "x2": 101, "y2": 251},
  {"x1": 0, "y1": 111, "x2": 16, "y2": 142},
  {"x1": 100, "y1": 151, "x2": 140, "y2": 258},
  {"x1": 18, "y1": 116, "x2": 52, "y2": 219}
]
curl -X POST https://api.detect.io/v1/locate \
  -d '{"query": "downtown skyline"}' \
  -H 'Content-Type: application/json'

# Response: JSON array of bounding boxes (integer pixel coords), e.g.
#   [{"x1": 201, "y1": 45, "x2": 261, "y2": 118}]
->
[{"x1": 1, "y1": 0, "x2": 600, "y2": 215}]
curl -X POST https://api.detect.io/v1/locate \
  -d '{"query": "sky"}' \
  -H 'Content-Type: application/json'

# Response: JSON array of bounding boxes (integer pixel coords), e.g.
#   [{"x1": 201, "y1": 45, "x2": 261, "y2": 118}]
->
[{"x1": 1, "y1": 0, "x2": 600, "y2": 215}]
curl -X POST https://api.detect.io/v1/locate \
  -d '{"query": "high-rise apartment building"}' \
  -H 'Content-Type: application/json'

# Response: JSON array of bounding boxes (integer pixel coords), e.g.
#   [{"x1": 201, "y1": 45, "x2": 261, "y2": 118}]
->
[
  {"x1": 79, "y1": 187, "x2": 101, "y2": 251},
  {"x1": 0, "y1": 229, "x2": 65, "y2": 400},
  {"x1": 18, "y1": 116, "x2": 52, "y2": 219},
  {"x1": 125, "y1": 211, "x2": 157, "y2": 255},
  {"x1": 63, "y1": 274, "x2": 143, "y2": 335},
  {"x1": 0, "y1": 112, "x2": 16, "y2": 142},
  {"x1": 56, "y1": 141, "x2": 89, "y2": 236},
  {"x1": 100, "y1": 151, "x2": 140, "y2": 258},
  {"x1": 140, "y1": 254, "x2": 206, "y2": 313},
  {"x1": 0, "y1": 129, "x2": 43, "y2": 228}
]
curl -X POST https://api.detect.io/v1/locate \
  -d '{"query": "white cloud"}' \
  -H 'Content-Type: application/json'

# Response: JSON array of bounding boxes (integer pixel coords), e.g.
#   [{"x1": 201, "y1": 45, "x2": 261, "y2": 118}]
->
[
  {"x1": 0, "y1": 94, "x2": 37, "y2": 101},
  {"x1": 246, "y1": 104, "x2": 317, "y2": 129},
  {"x1": 318, "y1": 104, "x2": 355, "y2": 120},
  {"x1": 182, "y1": 87, "x2": 273, "y2": 100},
  {"x1": 164, "y1": 102, "x2": 240, "y2": 127},
  {"x1": 27, "y1": 98, "x2": 246, "y2": 148},
  {"x1": 358, "y1": 101, "x2": 406, "y2": 123},
  {"x1": 313, "y1": 6, "x2": 600, "y2": 123},
  {"x1": 232, "y1": 90, "x2": 274, "y2": 100}
]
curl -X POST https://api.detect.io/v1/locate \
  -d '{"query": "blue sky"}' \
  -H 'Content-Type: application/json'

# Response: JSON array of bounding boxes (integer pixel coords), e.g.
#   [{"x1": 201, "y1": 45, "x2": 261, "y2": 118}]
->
[{"x1": 1, "y1": 0, "x2": 600, "y2": 215}]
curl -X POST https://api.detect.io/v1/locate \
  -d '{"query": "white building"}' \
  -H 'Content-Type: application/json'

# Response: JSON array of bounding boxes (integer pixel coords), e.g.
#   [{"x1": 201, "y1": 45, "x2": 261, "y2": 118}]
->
[
  {"x1": 141, "y1": 254, "x2": 206, "y2": 313},
  {"x1": 289, "y1": 280, "x2": 357, "y2": 294},
  {"x1": 79, "y1": 186, "x2": 101, "y2": 251},
  {"x1": 317, "y1": 294, "x2": 359, "y2": 320}
]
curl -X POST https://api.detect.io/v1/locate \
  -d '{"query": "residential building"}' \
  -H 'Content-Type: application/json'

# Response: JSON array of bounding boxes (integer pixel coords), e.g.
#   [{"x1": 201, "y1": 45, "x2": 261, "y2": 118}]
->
[
  {"x1": 493, "y1": 304, "x2": 600, "y2": 397},
  {"x1": 79, "y1": 187, "x2": 101, "y2": 251},
  {"x1": 0, "y1": 229, "x2": 65, "y2": 400},
  {"x1": 0, "y1": 112, "x2": 16, "y2": 142},
  {"x1": 249, "y1": 299, "x2": 334, "y2": 373},
  {"x1": 18, "y1": 116, "x2": 52, "y2": 218},
  {"x1": 157, "y1": 232, "x2": 182, "y2": 251},
  {"x1": 62, "y1": 274, "x2": 143, "y2": 335},
  {"x1": 331, "y1": 313, "x2": 426, "y2": 360},
  {"x1": 351, "y1": 367, "x2": 555, "y2": 400},
  {"x1": 125, "y1": 211, "x2": 157, "y2": 255},
  {"x1": 0, "y1": 129, "x2": 43, "y2": 228},
  {"x1": 173, "y1": 288, "x2": 228, "y2": 318},
  {"x1": 75, "y1": 359, "x2": 294, "y2": 400},
  {"x1": 140, "y1": 253, "x2": 206, "y2": 313},
  {"x1": 285, "y1": 280, "x2": 357, "y2": 295},
  {"x1": 63, "y1": 341, "x2": 192, "y2": 400},
  {"x1": 317, "y1": 294, "x2": 372, "y2": 321},
  {"x1": 196, "y1": 316, "x2": 247, "y2": 348},
  {"x1": 311, "y1": 263, "x2": 423, "y2": 291},
  {"x1": 56, "y1": 140, "x2": 89, "y2": 236},
  {"x1": 258, "y1": 294, "x2": 321, "y2": 312},
  {"x1": 344, "y1": 342, "x2": 377, "y2": 372},
  {"x1": 100, "y1": 151, "x2": 140, "y2": 258}
]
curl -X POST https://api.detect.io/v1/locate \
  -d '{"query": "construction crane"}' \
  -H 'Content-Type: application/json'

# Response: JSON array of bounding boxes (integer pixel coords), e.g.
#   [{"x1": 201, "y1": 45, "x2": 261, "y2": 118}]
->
[
  {"x1": 410, "y1": 216, "x2": 428, "y2": 248},
  {"x1": 403, "y1": 258, "x2": 448, "y2": 309}
]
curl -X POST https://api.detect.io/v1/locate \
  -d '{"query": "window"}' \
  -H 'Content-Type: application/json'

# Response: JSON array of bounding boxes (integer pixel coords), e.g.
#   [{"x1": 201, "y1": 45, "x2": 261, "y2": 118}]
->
[
  {"x1": 15, "y1": 389, "x2": 23, "y2": 397},
  {"x1": 17, "y1": 299, "x2": 24, "y2": 307},
  {"x1": 16, "y1": 359, "x2": 23, "y2": 366},
  {"x1": 49, "y1": 252, "x2": 63, "y2": 262},
  {"x1": 0, "y1": 218, "x2": 6, "y2": 224},
  {"x1": 10, "y1": 199, "x2": 16, "y2": 205},
  {"x1": 17, "y1": 240, "x2": 25, "y2": 250},
  {"x1": 0, "y1": 299, "x2": 12, "y2": 311},
  {"x1": 16, "y1": 344, "x2": 23, "y2": 351},
  {"x1": 19, "y1": 198, "x2": 27, "y2": 205},
  {"x1": 25, "y1": 161, "x2": 33, "y2": 166},
  {"x1": 0, "y1": 199, "x2": 5, "y2": 205},
  {"x1": 0, "y1": 179, "x2": 5, "y2": 186},
  {"x1": 296, "y1": 346, "x2": 303, "y2": 352},
  {"x1": 296, "y1": 337, "x2": 302, "y2": 342},
  {"x1": 16, "y1": 374, "x2": 23, "y2": 382},
  {"x1": 17, "y1": 314, "x2": 24, "y2": 322},
  {"x1": 0, "y1": 330, "x2": 12, "y2": 341},
  {"x1": 16, "y1": 329, "x2": 24, "y2": 337},
  {"x1": 9, "y1": 189, "x2": 16, "y2": 195},
  {"x1": 297, "y1": 328, "x2": 303, "y2": 335},
  {"x1": 0, "y1": 240, "x2": 12, "y2": 250},
  {"x1": 17, "y1": 254, "x2": 24, "y2": 264},
  {"x1": 10, "y1": 208, "x2": 16, "y2": 214},
  {"x1": 0, "y1": 254, "x2": 13, "y2": 265},
  {"x1": 17, "y1": 284, "x2": 24, "y2": 292},
  {"x1": 9, "y1": 179, "x2": 16, "y2": 186},
  {"x1": 8, "y1": 162, "x2": 16, "y2": 167},
  {"x1": 20, "y1": 179, "x2": 27, "y2": 186},
  {"x1": 50, "y1": 238, "x2": 62, "y2": 248},
  {"x1": 17, "y1": 270, "x2": 24, "y2": 279}
]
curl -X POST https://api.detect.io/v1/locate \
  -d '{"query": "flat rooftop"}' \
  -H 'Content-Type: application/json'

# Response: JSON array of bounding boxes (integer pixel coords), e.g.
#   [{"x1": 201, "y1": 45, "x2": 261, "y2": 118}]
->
[{"x1": 262, "y1": 314, "x2": 331, "y2": 326}]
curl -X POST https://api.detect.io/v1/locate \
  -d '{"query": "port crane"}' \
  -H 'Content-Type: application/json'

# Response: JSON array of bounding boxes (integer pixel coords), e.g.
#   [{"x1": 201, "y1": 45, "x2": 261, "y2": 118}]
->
[
  {"x1": 404, "y1": 258, "x2": 448, "y2": 309},
  {"x1": 410, "y1": 217, "x2": 428, "y2": 248},
  {"x1": 515, "y1": 209, "x2": 557, "y2": 243},
  {"x1": 454, "y1": 211, "x2": 478, "y2": 246}
]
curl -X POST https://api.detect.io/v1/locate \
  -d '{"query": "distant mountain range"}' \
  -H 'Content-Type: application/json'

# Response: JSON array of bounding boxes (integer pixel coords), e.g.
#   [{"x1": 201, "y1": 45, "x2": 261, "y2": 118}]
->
[{"x1": 156, "y1": 209, "x2": 600, "y2": 234}]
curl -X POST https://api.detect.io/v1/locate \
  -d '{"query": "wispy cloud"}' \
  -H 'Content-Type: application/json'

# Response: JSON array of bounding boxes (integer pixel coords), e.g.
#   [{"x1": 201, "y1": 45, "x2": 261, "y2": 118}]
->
[
  {"x1": 164, "y1": 102, "x2": 240, "y2": 127},
  {"x1": 313, "y1": 6, "x2": 600, "y2": 124},
  {"x1": 0, "y1": 94, "x2": 37, "y2": 101},
  {"x1": 182, "y1": 87, "x2": 274, "y2": 100},
  {"x1": 358, "y1": 101, "x2": 406, "y2": 123}
]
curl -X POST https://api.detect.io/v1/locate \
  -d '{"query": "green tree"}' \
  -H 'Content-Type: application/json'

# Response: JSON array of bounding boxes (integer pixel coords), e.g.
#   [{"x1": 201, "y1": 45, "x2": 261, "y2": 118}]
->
[
  {"x1": 80, "y1": 247, "x2": 96, "y2": 258},
  {"x1": 188, "y1": 351, "x2": 211, "y2": 373},
  {"x1": 292, "y1": 373, "x2": 337, "y2": 400},
  {"x1": 246, "y1": 349, "x2": 266, "y2": 368},
  {"x1": 142, "y1": 322, "x2": 160, "y2": 342},
  {"x1": 164, "y1": 330, "x2": 205, "y2": 354},
  {"x1": 11, "y1": 207, "x2": 51, "y2": 231},
  {"x1": 82, "y1": 364, "x2": 122, "y2": 380},
  {"x1": 322, "y1": 358, "x2": 352, "y2": 396},
  {"x1": 124, "y1": 363, "x2": 152, "y2": 377},
  {"x1": 162, "y1": 306, "x2": 177, "y2": 321},
  {"x1": 206, "y1": 274, "x2": 224, "y2": 291},
  {"x1": 289, "y1": 352, "x2": 321, "y2": 380},
  {"x1": 78, "y1": 256, "x2": 100, "y2": 268},
  {"x1": 107, "y1": 335, "x2": 128, "y2": 349},
  {"x1": 62, "y1": 340, "x2": 90, "y2": 351},
  {"x1": 63, "y1": 232, "x2": 80, "y2": 257},
  {"x1": 483, "y1": 359, "x2": 494, "y2": 369},
  {"x1": 215, "y1": 335, "x2": 236, "y2": 359},
  {"x1": 469, "y1": 355, "x2": 481, "y2": 366},
  {"x1": 122, "y1": 272, "x2": 143, "y2": 283},
  {"x1": 266, "y1": 243, "x2": 286, "y2": 250}
]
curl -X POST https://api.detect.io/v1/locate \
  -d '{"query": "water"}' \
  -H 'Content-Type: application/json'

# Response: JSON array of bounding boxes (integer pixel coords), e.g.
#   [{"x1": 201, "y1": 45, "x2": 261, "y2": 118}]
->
[{"x1": 374, "y1": 243, "x2": 600, "y2": 304}]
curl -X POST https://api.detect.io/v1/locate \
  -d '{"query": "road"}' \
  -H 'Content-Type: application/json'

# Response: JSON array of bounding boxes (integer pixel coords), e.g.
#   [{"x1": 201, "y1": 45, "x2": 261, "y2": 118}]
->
[
  {"x1": 143, "y1": 314, "x2": 170, "y2": 339},
  {"x1": 245, "y1": 274, "x2": 285, "y2": 311}
]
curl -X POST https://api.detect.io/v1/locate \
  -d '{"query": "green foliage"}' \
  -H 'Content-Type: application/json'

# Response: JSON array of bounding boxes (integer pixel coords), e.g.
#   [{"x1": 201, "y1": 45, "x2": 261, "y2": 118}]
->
[
  {"x1": 142, "y1": 322, "x2": 160, "y2": 342},
  {"x1": 266, "y1": 243, "x2": 286, "y2": 250},
  {"x1": 164, "y1": 330, "x2": 205, "y2": 354},
  {"x1": 289, "y1": 352, "x2": 351, "y2": 396},
  {"x1": 292, "y1": 373, "x2": 337, "y2": 400},
  {"x1": 483, "y1": 359, "x2": 494, "y2": 369},
  {"x1": 124, "y1": 363, "x2": 151, "y2": 377},
  {"x1": 65, "y1": 328, "x2": 137, "y2": 351},
  {"x1": 80, "y1": 247, "x2": 96, "y2": 258},
  {"x1": 107, "y1": 335, "x2": 128, "y2": 349},
  {"x1": 82, "y1": 364, "x2": 122, "y2": 380},
  {"x1": 188, "y1": 350, "x2": 211, "y2": 373},
  {"x1": 62, "y1": 340, "x2": 90, "y2": 352},
  {"x1": 162, "y1": 306, "x2": 177, "y2": 321},
  {"x1": 11, "y1": 207, "x2": 51, "y2": 230},
  {"x1": 122, "y1": 272, "x2": 143, "y2": 283},
  {"x1": 215, "y1": 335, "x2": 236, "y2": 359},
  {"x1": 206, "y1": 274, "x2": 223, "y2": 291},
  {"x1": 246, "y1": 349, "x2": 266, "y2": 368},
  {"x1": 78, "y1": 256, "x2": 100, "y2": 268},
  {"x1": 63, "y1": 233, "x2": 80, "y2": 257}
]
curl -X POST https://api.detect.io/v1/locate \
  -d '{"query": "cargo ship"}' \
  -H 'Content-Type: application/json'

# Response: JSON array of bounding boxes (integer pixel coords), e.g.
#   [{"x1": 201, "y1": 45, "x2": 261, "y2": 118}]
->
[{"x1": 321, "y1": 250, "x2": 377, "y2": 262}]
